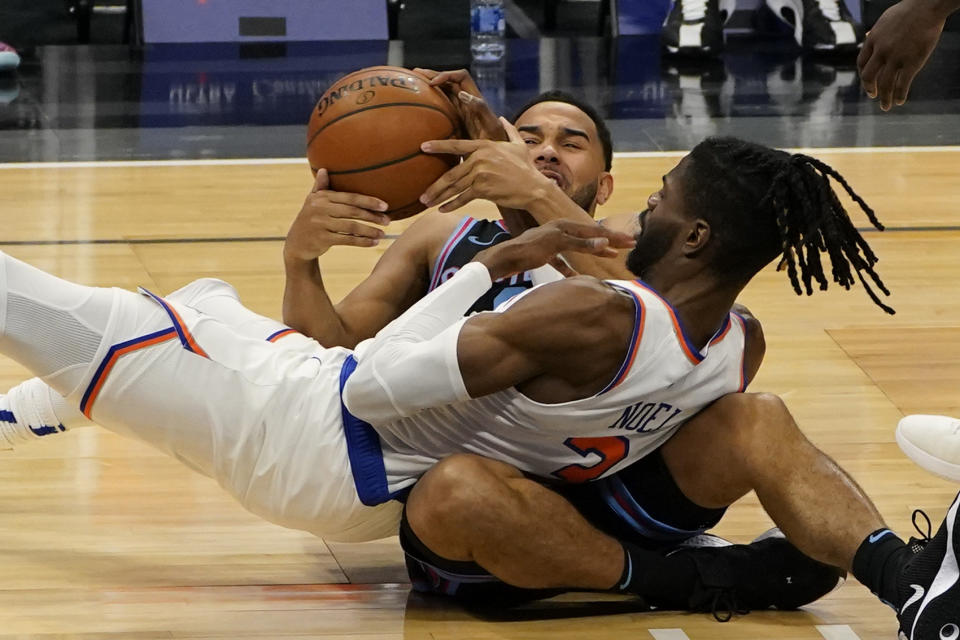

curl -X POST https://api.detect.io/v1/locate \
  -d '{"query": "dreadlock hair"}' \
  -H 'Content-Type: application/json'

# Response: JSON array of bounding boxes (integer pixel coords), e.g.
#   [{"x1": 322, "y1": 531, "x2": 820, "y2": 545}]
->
[
  {"x1": 513, "y1": 90, "x2": 613, "y2": 171},
  {"x1": 683, "y1": 136, "x2": 893, "y2": 314}
]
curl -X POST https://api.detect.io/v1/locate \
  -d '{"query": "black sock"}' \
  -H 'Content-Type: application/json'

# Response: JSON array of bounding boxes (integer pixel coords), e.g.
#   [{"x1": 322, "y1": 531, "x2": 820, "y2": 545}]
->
[
  {"x1": 851, "y1": 528, "x2": 912, "y2": 608},
  {"x1": 613, "y1": 542, "x2": 699, "y2": 607}
]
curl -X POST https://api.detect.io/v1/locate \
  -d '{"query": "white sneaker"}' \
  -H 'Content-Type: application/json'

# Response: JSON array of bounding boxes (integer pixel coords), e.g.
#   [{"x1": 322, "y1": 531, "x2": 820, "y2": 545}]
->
[{"x1": 896, "y1": 415, "x2": 960, "y2": 482}]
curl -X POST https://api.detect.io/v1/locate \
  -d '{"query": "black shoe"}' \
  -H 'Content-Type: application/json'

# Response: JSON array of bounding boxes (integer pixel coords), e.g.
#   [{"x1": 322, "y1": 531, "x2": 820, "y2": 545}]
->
[
  {"x1": 764, "y1": 0, "x2": 863, "y2": 51},
  {"x1": 666, "y1": 528, "x2": 846, "y2": 621},
  {"x1": 897, "y1": 494, "x2": 960, "y2": 640},
  {"x1": 908, "y1": 509, "x2": 934, "y2": 556},
  {"x1": 661, "y1": 0, "x2": 736, "y2": 56},
  {"x1": 802, "y1": 0, "x2": 863, "y2": 51}
]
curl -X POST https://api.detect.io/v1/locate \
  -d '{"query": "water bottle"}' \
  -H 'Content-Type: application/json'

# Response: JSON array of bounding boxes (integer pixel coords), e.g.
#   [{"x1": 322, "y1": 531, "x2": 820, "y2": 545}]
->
[
  {"x1": 472, "y1": 56, "x2": 506, "y2": 116},
  {"x1": 470, "y1": 0, "x2": 506, "y2": 62}
]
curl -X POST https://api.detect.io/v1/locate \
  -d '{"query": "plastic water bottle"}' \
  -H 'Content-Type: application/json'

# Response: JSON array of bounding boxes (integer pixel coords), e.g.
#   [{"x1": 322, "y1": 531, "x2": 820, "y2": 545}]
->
[
  {"x1": 470, "y1": 0, "x2": 506, "y2": 62},
  {"x1": 472, "y1": 56, "x2": 506, "y2": 116}
]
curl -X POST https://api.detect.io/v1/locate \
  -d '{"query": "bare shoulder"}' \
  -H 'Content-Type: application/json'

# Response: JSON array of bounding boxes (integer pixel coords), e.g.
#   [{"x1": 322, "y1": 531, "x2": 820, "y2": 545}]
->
[
  {"x1": 520, "y1": 275, "x2": 632, "y2": 310},
  {"x1": 399, "y1": 210, "x2": 464, "y2": 247},
  {"x1": 406, "y1": 209, "x2": 464, "y2": 234},
  {"x1": 378, "y1": 210, "x2": 467, "y2": 271},
  {"x1": 731, "y1": 302, "x2": 764, "y2": 339},
  {"x1": 471, "y1": 275, "x2": 638, "y2": 397},
  {"x1": 458, "y1": 275, "x2": 639, "y2": 400},
  {"x1": 732, "y1": 302, "x2": 766, "y2": 380},
  {"x1": 494, "y1": 276, "x2": 636, "y2": 341}
]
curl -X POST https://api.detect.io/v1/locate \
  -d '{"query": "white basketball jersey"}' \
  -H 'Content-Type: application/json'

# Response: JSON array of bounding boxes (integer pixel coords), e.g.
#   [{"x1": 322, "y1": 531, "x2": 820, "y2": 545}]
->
[{"x1": 374, "y1": 279, "x2": 748, "y2": 493}]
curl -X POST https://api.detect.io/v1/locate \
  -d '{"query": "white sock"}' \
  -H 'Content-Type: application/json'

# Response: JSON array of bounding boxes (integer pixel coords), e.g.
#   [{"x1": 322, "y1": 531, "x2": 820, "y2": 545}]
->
[{"x1": 0, "y1": 377, "x2": 93, "y2": 448}]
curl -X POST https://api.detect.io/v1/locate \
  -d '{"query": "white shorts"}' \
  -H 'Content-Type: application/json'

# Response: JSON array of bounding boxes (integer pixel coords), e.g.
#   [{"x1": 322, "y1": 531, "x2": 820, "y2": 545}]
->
[{"x1": 65, "y1": 281, "x2": 402, "y2": 542}]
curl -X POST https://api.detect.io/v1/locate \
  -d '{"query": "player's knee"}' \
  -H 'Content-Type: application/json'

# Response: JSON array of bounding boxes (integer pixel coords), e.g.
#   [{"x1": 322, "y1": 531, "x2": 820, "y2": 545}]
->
[
  {"x1": 408, "y1": 454, "x2": 511, "y2": 525},
  {"x1": 716, "y1": 392, "x2": 801, "y2": 450}
]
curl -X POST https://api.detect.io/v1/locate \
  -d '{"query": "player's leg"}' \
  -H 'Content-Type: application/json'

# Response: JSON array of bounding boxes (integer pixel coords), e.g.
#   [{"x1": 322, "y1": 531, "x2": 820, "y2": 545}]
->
[
  {"x1": 403, "y1": 454, "x2": 710, "y2": 609},
  {"x1": 0, "y1": 277, "x2": 315, "y2": 449},
  {"x1": 0, "y1": 251, "x2": 292, "y2": 470},
  {"x1": 661, "y1": 393, "x2": 960, "y2": 636},
  {"x1": 403, "y1": 450, "x2": 842, "y2": 611},
  {"x1": 166, "y1": 278, "x2": 318, "y2": 350},
  {"x1": 659, "y1": 392, "x2": 883, "y2": 569},
  {"x1": 0, "y1": 251, "x2": 384, "y2": 540},
  {"x1": 405, "y1": 454, "x2": 624, "y2": 590}
]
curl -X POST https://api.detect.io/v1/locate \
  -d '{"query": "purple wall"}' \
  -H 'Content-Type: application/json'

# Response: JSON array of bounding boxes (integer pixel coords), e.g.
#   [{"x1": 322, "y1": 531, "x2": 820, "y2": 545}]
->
[{"x1": 142, "y1": 0, "x2": 388, "y2": 43}]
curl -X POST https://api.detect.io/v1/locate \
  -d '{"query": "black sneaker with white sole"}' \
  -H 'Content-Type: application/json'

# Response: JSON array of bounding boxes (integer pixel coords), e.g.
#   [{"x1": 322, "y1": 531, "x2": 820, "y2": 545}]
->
[
  {"x1": 661, "y1": 0, "x2": 736, "y2": 56},
  {"x1": 764, "y1": 0, "x2": 863, "y2": 51},
  {"x1": 802, "y1": 0, "x2": 864, "y2": 51},
  {"x1": 897, "y1": 493, "x2": 960, "y2": 640},
  {"x1": 663, "y1": 528, "x2": 846, "y2": 620}
]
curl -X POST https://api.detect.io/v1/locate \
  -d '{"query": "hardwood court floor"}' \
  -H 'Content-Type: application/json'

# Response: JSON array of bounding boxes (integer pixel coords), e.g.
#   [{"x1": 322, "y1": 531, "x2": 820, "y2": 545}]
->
[{"x1": 1, "y1": 149, "x2": 959, "y2": 638}]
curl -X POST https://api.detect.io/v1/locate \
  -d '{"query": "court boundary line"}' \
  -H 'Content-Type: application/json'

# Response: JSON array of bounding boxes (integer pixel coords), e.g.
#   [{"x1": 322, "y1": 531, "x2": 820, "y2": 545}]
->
[{"x1": 2, "y1": 145, "x2": 960, "y2": 170}]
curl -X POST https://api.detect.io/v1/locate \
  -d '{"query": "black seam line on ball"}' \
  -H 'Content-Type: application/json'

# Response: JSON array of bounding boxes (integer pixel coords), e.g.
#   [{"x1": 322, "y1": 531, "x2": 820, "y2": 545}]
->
[{"x1": 307, "y1": 102, "x2": 456, "y2": 148}]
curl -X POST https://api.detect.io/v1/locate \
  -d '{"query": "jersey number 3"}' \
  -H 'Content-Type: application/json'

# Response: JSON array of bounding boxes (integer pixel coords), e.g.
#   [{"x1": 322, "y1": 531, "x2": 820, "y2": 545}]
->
[{"x1": 552, "y1": 436, "x2": 630, "y2": 483}]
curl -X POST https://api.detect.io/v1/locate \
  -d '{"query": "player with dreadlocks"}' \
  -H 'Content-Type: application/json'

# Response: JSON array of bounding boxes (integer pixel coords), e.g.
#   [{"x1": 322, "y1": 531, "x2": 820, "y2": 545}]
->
[
  {"x1": 398, "y1": 134, "x2": 955, "y2": 635},
  {"x1": 0, "y1": 134, "x2": 953, "y2": 636},
  {"x1": 651, "y1": 137, "x2": 893, "y2": 312}
]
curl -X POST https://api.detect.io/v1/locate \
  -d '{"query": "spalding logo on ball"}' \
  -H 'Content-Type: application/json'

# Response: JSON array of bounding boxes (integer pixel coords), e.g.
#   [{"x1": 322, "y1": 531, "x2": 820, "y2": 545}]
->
[{"x1": 307, "y1": 66, "x2": 464, "y2": 220}]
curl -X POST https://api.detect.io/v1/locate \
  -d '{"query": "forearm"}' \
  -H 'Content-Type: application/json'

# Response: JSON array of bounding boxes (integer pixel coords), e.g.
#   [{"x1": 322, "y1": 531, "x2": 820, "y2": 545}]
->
[
  {"x1": 525, "y1": 189, "x2": 633, "y2": 280},
  {"x1": 282, "y1": 256, "x2": 354, "y2": 348},
  {"x1": 343, "y1": 263, "x2": 493, "y2": 423}
]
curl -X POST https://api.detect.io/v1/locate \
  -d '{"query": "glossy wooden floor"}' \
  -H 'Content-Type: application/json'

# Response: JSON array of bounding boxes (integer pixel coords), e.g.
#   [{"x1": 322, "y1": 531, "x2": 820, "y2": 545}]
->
[{"x1": 1, "y1": 149, "x2": 959, "y2": 639}]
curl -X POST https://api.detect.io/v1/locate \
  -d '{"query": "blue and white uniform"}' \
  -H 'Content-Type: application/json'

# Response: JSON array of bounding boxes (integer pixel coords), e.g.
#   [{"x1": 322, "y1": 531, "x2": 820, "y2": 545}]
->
[{"x1": 428, "y1": 215, "x2": 536, "y2": 312}]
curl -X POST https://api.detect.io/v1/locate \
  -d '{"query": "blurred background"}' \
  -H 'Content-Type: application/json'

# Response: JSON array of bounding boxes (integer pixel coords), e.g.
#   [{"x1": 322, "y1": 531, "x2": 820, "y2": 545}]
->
[{"x1": 1, "y1": 0, "x2": 959, "y2": 162}]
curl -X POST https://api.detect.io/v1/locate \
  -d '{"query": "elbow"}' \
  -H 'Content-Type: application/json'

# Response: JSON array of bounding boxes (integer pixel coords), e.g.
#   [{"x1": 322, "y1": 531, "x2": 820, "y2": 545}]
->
[
  {"x1": 282, "y1": 313, "x2": 318, "y2": 343},
  {"x1": 342, "y1": 361, "x2": 400, "y2": 425},
  {"x1": 283, "y1": 311, "x2": 356, "y2": 349}
]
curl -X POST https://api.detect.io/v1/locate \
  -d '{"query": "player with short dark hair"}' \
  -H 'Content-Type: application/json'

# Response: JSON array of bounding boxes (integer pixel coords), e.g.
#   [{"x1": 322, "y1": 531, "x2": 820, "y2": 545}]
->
[{"x1": 512, "y1": 89, "x2": 614, "y2": 172}]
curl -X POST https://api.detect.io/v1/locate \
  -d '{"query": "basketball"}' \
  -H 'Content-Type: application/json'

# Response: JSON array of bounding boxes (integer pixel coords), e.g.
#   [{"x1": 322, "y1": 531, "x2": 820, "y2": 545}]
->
[{"x1": 306, "y1": 66, "x2": 463, "y2": 220}]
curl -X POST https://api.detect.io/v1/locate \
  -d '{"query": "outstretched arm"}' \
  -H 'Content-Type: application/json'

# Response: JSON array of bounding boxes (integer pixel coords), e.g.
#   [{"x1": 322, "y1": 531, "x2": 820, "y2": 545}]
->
[{"x1": 342, "y1": 221, "x2": 636, "y2": 424}]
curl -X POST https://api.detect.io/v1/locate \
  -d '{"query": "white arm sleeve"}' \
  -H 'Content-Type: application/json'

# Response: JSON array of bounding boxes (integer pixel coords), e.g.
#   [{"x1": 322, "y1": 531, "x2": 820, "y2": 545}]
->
[
  {"x1": 529, "y1": 263, "x2": 565, "y2": 286},
  {"x1": 342, "y1": 262, "x2": 493, "y2": 424}
]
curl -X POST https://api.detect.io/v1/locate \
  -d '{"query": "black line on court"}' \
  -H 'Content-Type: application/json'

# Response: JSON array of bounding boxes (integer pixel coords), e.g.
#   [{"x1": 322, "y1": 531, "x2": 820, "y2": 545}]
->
[
  {"x1": 864, "y1": 225, "x2": 960, "y2": 232},
  {"x1": 0, "y1": 226, "x2": 956, "y2": 247}
]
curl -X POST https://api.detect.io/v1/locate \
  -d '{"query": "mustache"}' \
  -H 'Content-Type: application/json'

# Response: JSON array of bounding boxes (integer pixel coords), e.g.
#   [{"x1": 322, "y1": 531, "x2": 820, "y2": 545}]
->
[{"x1": 635, "y1": 209, "x2": 650, "y2": 239}]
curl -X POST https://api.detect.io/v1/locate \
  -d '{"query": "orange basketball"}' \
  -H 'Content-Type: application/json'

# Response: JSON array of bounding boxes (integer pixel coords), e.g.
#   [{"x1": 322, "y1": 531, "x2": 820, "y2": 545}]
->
[{"x1": 307, "y1": 66, "x2": 462, "y2": 220}]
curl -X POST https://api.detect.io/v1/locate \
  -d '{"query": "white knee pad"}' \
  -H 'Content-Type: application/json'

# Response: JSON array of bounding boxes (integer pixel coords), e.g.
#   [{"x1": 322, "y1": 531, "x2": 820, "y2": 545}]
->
[{"x1": 0, "y1": 253, "x2": 116, "y2": 396}]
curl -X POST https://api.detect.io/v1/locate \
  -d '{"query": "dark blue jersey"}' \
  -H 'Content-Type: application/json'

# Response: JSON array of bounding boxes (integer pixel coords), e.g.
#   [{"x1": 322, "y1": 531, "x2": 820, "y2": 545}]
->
[{"x1": 428, "y1": 216, "x2": 536, "y2": 315}]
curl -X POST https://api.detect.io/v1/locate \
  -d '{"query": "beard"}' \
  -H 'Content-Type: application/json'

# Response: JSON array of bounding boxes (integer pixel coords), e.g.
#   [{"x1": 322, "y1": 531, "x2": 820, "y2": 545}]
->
[
  {"x1": 567, "y1": 180, "x2": 599, "y2": 212},
  {"x1": 625, "y1": 209, "x2": 673, "y2": 279}
]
